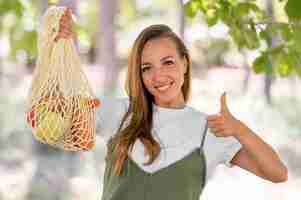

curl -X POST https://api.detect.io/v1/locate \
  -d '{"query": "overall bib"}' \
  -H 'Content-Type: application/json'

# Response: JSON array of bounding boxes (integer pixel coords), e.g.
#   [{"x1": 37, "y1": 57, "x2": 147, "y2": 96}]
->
[{"x1": 101, "y1": 122, "x2": 208, "y2": 200}]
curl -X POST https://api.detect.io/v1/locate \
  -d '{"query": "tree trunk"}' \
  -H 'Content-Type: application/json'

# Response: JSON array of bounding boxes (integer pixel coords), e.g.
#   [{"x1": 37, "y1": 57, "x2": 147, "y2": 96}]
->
[
  {"x1": 0, "y1": 60, "x2": 2, "y2": 88},
  {"x1": 40, "y1": 0, "x2": 48, "y2": 14},
  {"x1": 264, "y1": 0, "x2": 275, "y2": 105},
  {"x1": 97, "y1": 0, "x2": 118, "y2": 96},
  {"x1": 241, "y1": 49, "x2": 251, "y2": 95},
  {"x1": 177, "y1": 0, "x2": 185, "y2": 40}
]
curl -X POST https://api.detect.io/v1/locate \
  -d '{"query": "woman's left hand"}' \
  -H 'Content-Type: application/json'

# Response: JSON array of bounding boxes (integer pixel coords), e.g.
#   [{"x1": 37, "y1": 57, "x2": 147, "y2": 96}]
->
[{"x1": 207, "y1": 92, "x2": 243, "y2": 138}]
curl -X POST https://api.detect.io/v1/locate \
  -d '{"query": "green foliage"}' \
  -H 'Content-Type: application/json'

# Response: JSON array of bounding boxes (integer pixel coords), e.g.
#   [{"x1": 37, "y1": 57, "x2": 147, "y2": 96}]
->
[
  {"x1": 184, "y1": 0, "x2": 201, "y2": 18},
  {"x1": 0, "y1": 0, "x2": 38, "y2": 62},
  {"x1": 0, "y1": 0, "x2": 23, "y2": 17},
  {"x1": 9, "y1": 29, "x2": 37, "y2": 61},
  {"x1": 285, "y1": 0, "x2": 301, "y2": 21},
  {"x1": 185, "y1": 0, "x2": 301, "y2": 78},
  {"x1": 206, "y1": 38, "x2": 230, "y2": 65},
  {"x1": 253, "y1": 53, "x2": 270, "y2": 74}
]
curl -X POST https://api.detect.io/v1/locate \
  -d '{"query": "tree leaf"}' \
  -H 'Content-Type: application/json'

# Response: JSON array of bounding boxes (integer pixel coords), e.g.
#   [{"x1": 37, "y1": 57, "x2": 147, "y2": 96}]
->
[
  {"x1": 205, "y1": 8, "x2": 219, "y2": 27},
  {"x1": 253, "y1": 53, "x2": 273, "y2": 75},
  {"x1": 279, "y1": 23, "x2": 292, "y2": 41},
  {"x1": 285, "y1": 0, "x2": 301, "y2": 21},
  {"x1": 265, "y1": 54, "x2": 274, "y2": 75},
  {"x1": 295, "y1": 63, "x2": 301, "y2": 78},
  {"x1": 288, "y1": 48, "x2": 301, "y2": 78},
  {"x1": 234, "y1": 3, "x2": 250, "y2": 18},
  {"x1": 184, "y1": 0, "x2": 201, "y2": 18},
  {"x1": 291, "y1": 25, "x2": 301, "y2": 53},
  {"x1": 243, "y1": 24, "x2": 260, "y2": 50},
  {"x1": 229, "y1": 25, "x2": 245, "y2": 49},
  {"x1": 253, "y1": 54, "x2": 265, "y2": 73},
  {"x1": 234, "y1": 2, "x2": 262, "y2": 19},
  {"x1": 259, "y1": 29, "x2": 269, "y2": 40},
  {"x1": 276, "y1": 52, "x2": 293, "y2": 77},
  {"x1": 219, "y1": 0, "x2": 231, "y2": 21}
]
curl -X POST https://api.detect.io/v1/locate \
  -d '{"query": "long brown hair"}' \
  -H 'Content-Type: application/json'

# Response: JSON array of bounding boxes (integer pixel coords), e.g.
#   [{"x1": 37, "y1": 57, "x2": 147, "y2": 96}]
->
[{"x1": 110, "y1": 24, "x2": 192, "y2": 176}]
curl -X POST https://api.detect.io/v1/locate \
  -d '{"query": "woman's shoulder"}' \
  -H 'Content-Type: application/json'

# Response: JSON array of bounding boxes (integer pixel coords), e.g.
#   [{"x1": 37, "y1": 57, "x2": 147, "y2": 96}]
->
[{"x1": 185, "y1": 105, "x2": 208, "y2": 122}]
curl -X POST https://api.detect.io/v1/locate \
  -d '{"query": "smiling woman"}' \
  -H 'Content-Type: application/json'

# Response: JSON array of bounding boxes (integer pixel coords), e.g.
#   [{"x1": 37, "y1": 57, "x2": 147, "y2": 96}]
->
[
  {"x1": 53, "y1": 9, "x2": 288, "y2": 200},
  {"x1": 141, "y1": 37, "x2": 188, "y2": 109}
]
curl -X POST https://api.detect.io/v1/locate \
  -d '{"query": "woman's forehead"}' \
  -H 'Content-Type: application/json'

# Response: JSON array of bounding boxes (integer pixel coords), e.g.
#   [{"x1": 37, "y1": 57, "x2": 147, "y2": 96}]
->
[{"x1": 141, "y1": 38, "x2": 178, "y2": 61}]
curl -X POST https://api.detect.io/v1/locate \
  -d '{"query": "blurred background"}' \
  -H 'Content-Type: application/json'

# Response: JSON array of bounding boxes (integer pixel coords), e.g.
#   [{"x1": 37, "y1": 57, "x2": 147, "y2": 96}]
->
[{"x1": 0, "y1": 0, "x2": 300, "y2": 199}]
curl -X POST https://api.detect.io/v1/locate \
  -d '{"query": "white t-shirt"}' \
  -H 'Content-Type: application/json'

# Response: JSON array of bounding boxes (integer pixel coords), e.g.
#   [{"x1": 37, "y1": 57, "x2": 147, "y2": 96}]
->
[{"x1": 96, "y1": 96, "x2": 242, "y2": 181}]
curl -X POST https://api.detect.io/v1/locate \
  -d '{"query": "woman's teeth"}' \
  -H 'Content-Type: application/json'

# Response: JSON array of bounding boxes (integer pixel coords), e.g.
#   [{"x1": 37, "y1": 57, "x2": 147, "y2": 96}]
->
[{"x1": 156, "y1": 82, "x2": 173, "y2": 91}]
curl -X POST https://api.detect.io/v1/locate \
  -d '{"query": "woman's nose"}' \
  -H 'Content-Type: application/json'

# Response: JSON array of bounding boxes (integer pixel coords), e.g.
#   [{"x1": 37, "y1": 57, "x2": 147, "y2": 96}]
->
[{"x1": 152, "y1": 67, "x2": 167, "y2": 82}]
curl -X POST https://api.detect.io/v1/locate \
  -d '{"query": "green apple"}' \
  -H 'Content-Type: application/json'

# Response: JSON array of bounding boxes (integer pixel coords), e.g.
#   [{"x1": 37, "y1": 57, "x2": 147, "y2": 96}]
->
[{"x1": 35, "y1": 111, "x2": 70, "y2": 145}]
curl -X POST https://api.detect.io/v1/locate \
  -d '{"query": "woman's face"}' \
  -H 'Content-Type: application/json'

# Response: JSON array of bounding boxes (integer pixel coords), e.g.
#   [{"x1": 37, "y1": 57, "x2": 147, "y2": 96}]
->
[{"x1": 141, "y1": 37, "x2": 187, "y2": 108}]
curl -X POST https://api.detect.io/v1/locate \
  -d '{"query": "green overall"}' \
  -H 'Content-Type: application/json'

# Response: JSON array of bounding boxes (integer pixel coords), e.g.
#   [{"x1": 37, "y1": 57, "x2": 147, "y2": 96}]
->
[{"x1": 101, "y1": 122, "x2": 208, "y2": 200}]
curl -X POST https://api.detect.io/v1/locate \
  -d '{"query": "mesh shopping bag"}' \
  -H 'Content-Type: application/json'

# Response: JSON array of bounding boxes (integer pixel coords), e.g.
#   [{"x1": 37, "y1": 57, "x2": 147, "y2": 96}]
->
[{"x1": 25, "y1": 6, "x2": 100, "y2": 151}]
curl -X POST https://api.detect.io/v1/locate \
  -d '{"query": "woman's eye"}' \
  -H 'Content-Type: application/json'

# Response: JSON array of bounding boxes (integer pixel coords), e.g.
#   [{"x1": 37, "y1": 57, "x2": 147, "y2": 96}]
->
[
  {"x1": 164, "y1": 60, "x2": 174, "y2": 65},
  {"x1": 142, "y1": 66, "x2": 150, "y2": 72}
]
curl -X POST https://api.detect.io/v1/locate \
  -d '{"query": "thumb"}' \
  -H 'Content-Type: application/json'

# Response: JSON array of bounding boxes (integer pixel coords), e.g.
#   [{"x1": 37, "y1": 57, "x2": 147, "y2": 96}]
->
[{"x1": 220, "y1": 92, "x2": 229, "y2": 114}]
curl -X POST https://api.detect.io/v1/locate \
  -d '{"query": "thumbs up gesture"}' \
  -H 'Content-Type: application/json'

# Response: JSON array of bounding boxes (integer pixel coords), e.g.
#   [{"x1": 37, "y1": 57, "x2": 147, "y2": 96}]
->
[{"x1": 207, "y1": 92, "x2": 243, "y2": 138}]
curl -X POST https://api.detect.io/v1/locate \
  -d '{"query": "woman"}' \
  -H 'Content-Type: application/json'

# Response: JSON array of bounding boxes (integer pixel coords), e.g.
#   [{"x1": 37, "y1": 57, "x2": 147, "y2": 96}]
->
[{"x1": 57, "y1": 8, "x2": 287, "y2": 200}]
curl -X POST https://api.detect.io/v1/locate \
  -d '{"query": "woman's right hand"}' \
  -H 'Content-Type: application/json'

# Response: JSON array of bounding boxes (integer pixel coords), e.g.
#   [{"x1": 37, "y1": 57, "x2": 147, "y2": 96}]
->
[{"x1": 54, "y1": 8, "x2": 75, "y2": 41}]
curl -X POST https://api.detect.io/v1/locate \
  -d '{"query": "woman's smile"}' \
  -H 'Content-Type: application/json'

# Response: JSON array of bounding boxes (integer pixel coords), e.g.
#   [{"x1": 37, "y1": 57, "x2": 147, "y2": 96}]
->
[{"x1": 155, "y1": 81, "x2": 174, "y2": 92}]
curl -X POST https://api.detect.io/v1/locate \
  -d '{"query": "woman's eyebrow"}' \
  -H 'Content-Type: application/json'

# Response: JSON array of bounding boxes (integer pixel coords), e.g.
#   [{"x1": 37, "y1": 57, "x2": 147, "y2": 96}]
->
[
  {"x1": 160, "y1": 56, "x2": 174, "y2": 62},
  {"x1": 141, "y1": 56, "x2": 174, "y2": 67}
]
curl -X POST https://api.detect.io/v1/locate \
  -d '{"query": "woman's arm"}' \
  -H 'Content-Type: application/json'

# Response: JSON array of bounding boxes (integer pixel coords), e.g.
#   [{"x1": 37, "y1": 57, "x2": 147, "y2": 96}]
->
[
  {"x1": 207, "y1": 92, "x2": 288, "y2": 183},
  {"x1": 230, "y1": 121, "x2": 288, "y2": 183}
]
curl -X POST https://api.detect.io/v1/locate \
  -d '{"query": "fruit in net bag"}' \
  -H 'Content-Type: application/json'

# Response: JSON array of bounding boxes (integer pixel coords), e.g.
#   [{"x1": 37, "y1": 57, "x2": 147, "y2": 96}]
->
[
  {"x1": 27, "y1": 95, "x2": 71, "y2": 145},
  {"x1": 35, "y1": 111, "x2": 69, "y2": 145},
  {"x1": 63, "y1": 96, "x2": 100, "y2": 150},
  {"x1": 25, "y1": 6, "x2": 100, "y2": 151}
]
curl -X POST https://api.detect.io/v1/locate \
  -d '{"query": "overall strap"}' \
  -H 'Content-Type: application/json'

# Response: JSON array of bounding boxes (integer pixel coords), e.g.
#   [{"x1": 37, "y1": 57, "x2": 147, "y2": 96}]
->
[{"x1": 200, "y1": 119, "x2": 208, "y2": 149}]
